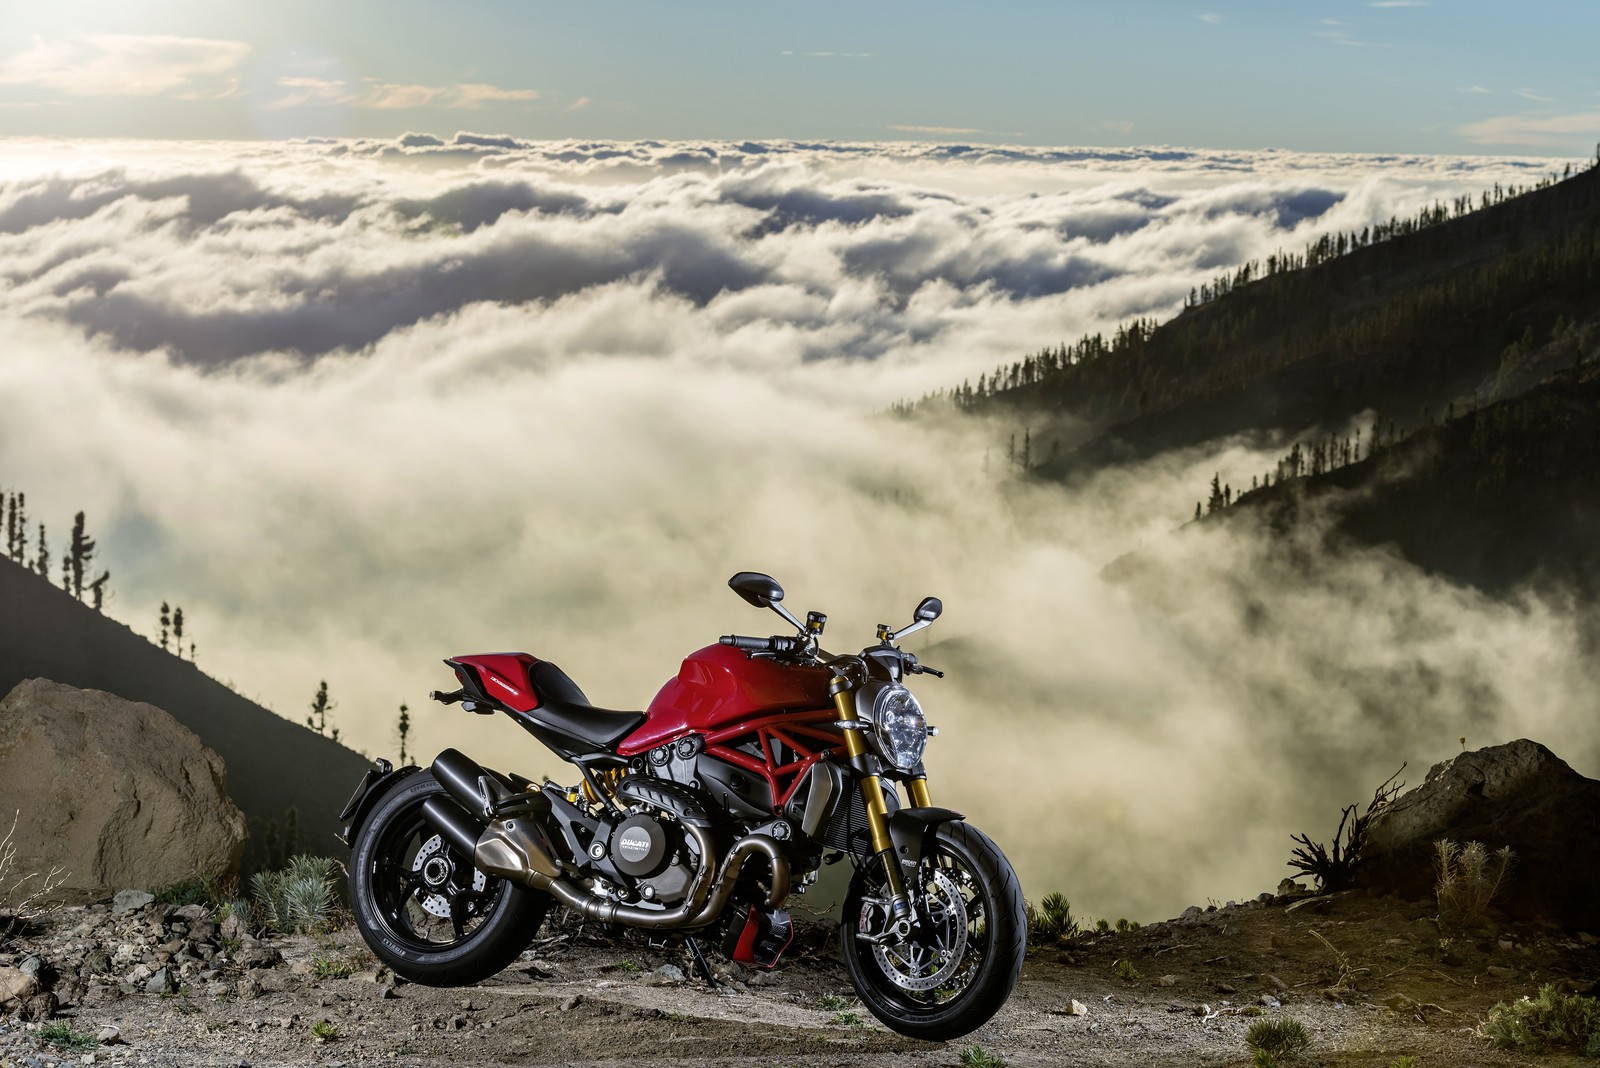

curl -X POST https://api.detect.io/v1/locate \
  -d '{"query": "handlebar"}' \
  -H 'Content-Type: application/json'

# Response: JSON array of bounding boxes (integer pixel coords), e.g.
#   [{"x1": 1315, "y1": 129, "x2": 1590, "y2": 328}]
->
[{"x1": 720, "y1": 634, "x2": 803, "y2": 654}]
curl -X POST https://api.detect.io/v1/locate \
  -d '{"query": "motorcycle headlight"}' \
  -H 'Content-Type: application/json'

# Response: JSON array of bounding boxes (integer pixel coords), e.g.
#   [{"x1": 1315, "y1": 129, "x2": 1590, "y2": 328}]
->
[{"x1": 868, "y1": 684, "x2": 928, "y2": 772}]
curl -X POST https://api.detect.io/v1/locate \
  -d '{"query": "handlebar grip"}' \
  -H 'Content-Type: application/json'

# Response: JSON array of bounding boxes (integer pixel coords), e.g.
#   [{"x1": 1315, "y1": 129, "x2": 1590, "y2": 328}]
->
[
  {"x1": 720, "y1": 634, "x2": 803, "y2": 654},
  {"x1": 720, "y1": 634, "x2": 773, "y2": 651}
]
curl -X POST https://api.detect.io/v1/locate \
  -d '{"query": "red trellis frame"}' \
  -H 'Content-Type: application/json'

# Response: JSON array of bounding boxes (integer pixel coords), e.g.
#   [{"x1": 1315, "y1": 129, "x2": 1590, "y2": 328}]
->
[{"x1": 701, "y1": 709, "x2": 846, "y2": 813}]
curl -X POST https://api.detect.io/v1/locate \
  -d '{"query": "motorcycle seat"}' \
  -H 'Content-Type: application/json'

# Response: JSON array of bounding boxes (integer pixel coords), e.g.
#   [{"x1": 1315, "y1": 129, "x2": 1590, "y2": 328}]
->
[{"x1": 525, "y1": 660, "x2": 645, "y2": 750}]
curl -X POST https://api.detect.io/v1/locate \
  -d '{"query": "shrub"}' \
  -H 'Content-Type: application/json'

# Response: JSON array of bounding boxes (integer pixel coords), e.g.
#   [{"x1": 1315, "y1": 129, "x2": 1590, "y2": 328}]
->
[
  {"x1": 250, "y1": 854, "x2": 339, "y2": 934},
  {"x1": 1434, "y1": 839, "x2": 1514, "y2": 925},
  {"x1": 1484, "y1": 984, "x2": 1600, "y2": 1056},
  {"x1": 1288, "y1": 766, "x2": 1404, "y2": 892},
  {"x1": 1113, "y1": 958, "x2": 1142, "y2": 982},
  {"x1": 0, "y1": 811, "x2": 66, "y2": 949},
  {"x1": 1024, "y1": 892, "x2": 1079, "y2": 941},
  {"x1": 958, "y1": 1045, "x2": 1007, "y2": 1068},
  {"x1": 312, "y1": 955, "x2": 354, "y2": 980},
  {"x1": 1246, "y1": 1017, "x2": 1311, "y2": 1067},
  {"x1": 310, "y1": 1019, "x2": 339, "y2": 1041},
  {"x1": 156, "y1": 876, "x2": 228, "y2": 909},
  {"x1": 1388, "y1": 1056, "x2": 1417, "y2": 1068}
]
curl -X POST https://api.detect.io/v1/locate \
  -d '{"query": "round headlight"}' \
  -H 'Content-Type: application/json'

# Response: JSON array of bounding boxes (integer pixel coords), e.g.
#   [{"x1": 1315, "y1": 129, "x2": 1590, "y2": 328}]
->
[{"x1": 872, "y1": 685, "x2": 928, "y2": 772}]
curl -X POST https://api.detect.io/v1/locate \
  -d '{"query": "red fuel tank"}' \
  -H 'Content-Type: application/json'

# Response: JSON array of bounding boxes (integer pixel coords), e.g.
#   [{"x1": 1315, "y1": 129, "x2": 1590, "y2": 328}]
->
[{"x1": 618, "y1": 644, "x2": 833, "y2": 756}]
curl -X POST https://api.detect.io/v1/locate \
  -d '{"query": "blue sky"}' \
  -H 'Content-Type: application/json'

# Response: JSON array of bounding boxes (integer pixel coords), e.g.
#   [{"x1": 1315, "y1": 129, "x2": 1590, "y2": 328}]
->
[{"x1": 1, "y1": 1, "x2": 1596, "y2": 154}]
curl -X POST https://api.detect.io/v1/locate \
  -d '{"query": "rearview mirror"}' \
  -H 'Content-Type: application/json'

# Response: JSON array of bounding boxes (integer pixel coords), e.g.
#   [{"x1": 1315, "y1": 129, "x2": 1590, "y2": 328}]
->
[
  {"x1": 915, "y1": 596, "x2": 943, "y2": 622},
  {"x1": 729, "y1": 571, "x2": 784, "y2": 609}
]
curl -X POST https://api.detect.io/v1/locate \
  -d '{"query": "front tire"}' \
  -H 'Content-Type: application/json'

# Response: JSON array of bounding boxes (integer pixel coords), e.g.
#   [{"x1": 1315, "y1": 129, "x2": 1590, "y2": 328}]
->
[
  {"x1": 349, "y1": 771, "x2": 548, "y2": 986},
  {"x1": 841, "y1": 821, "x2": 1026, "y2": 1041}
]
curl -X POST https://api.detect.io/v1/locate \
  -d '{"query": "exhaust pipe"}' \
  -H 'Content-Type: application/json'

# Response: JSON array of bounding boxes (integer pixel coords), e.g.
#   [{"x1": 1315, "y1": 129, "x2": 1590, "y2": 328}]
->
[{"x1": 420, "y1": 752, "x2": 790, "y2": 931}]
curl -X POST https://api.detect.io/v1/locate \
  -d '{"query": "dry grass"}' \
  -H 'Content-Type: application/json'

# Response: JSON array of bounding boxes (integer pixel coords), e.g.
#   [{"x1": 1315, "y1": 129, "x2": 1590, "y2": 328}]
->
[
  {"x1": 0, "y1": 810, "x2": 66, "y2": 949},
  {"x1": 1434, "y1": 839, "x2": 1514, "y2": 925}
]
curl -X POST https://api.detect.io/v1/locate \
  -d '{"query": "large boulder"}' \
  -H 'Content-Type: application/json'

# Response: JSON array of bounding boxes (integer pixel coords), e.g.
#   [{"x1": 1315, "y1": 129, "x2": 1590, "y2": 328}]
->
[
  {"x1": 0, "y1": 678, "x2": 246, "y2": 903},
  {"x1": 1359, "y1": 739, "x2": 1600, "y2": 929}
]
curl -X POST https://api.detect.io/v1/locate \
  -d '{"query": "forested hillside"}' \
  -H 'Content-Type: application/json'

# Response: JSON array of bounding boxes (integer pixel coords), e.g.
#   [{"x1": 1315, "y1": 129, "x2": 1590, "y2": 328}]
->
[
  {"x1": 909, "y1": 153, "x2": 1600, "y2": 595},
  {"x1": 913, "y1": 155, "x2": 1600, "y2": 479}
]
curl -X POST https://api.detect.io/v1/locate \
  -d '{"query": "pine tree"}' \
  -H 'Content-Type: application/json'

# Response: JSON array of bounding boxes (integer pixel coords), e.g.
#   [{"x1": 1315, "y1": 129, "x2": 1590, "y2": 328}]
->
[
  {"x1": 307, "y1": 680, "x2": 336, "y2": 740},
  {"x1": 1207, "y1": 473, "x2": 1225, "y2": 514},
  {"x1": 159, "y1": 602, "x2": 171, "y2": 650},
  {"x1": 173, "y1": 607, "x2": 185, "y2": 658},
  {"x1": 33, "y1": 524, "x2": 48, "y2": 578},
  {"x1": 67, "y1": 512, "x2": 95, "y2": 600},
  {"x1": 396, "y1": 702, "x2": 412, "y2": 765},
  {"x1": 88, "y1": 571, "x2": 109, "y2": 611}
]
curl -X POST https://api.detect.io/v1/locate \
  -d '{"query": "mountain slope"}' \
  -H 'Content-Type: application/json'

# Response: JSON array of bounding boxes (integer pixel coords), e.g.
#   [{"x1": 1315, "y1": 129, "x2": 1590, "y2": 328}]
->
[
  {"x1": 941, "y1": 159, "x2": 1600, "y2": 474},
  {"x1": 0, "y1": 555, "x2": 370, "y2": 868}
]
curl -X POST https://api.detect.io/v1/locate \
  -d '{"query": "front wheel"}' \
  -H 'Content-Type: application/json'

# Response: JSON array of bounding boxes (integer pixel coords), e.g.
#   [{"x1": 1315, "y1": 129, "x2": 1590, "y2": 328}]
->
[
  {"x1": 841, "y1": 821, "x2": 1026, "y2": 1041},
  {"x1": 349, "y1": 771, "x2": 548, "y2": 986}
]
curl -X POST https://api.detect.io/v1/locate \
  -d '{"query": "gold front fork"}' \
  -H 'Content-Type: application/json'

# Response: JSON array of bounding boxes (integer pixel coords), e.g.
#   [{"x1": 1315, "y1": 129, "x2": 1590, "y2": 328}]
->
[
  {"x1": 907, "y1": 776, "x2": 932, "y2": 809},
  {"x1": 832, "y1": 683, "x2": 908, "y2": 902}
]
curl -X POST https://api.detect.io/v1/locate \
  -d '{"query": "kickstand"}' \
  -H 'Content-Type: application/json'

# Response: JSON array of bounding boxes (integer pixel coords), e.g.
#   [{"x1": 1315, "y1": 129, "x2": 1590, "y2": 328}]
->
[{"x1": 684, "y1": 936, "x2": 720, "y2": 988}]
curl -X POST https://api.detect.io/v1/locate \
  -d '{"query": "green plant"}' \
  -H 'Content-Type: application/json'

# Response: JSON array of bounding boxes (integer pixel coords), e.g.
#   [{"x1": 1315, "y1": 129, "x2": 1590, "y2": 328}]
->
[
  {"x1": 36, "y1": 1022, "x2": 97, "y2": 1052},
  {"x1": 1115, "y1": 917, "x2": 1140, "y2": 932},
  {"x1": 1113, "y1": 958, "x2": 1142, "y2": 982},
  {"x1": 603, "y1": 960, "x2": 640, "y2": 973},
  {"x1": 155, "y1": 875, "x2": 226, "y2": 908},
  {"x1": 1484, "y1": 984, "x2": 1600, "y2": 1056},
  {"x1": 1246, "y1": 1017, "x2": 1310, "y2": 1067},
  {"x1": 1024, "y1": 891, "x2": 1079, "y2": 941},
  {"x1": 1435, "y1": 839, "x2": 1514, "y2": 925},
  {"x1": 310, "y1": 1019, "x2": 339, "y2": 1041},
  {"x1": 829, "y1": 1010, "x2": 866, "y2": 1027},
  {"x1": 1095, "y1": 918, "x2": 1111, "y2": 933},
  {"x1": 1388, "y1": 1056, "x2": 1418, "y2": 1068},
  {"x1": 818, "y1": 992, "x2": 850, "y2": 1012},
  {"x1": 250, "y1": 854, "x2": 339, "y2": 934},
  {"x1": 958, "y1": 1044, "x2": 1008, "y2": 1067},
  {"x1": 312, "y1": 955, "x2": 354, "y2": 980}
]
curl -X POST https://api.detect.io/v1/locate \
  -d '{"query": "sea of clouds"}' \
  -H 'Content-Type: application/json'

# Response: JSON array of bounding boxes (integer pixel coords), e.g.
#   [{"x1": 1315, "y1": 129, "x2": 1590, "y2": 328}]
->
[{"x1": 0, "y1": 135, "x2": 1592, "y2": 919}]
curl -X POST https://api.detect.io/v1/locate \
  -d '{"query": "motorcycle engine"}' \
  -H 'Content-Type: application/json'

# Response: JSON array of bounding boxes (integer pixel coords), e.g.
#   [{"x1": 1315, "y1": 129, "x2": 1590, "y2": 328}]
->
[{"x1": 606, "y1": 811, "x2": 696, "y2": 906}]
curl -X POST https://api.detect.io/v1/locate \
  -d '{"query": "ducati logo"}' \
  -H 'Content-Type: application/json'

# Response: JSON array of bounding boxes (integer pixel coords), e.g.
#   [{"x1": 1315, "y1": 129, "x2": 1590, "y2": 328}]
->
[{"x1": 618, "y1": 832, "x2": 651, "y2": 857}]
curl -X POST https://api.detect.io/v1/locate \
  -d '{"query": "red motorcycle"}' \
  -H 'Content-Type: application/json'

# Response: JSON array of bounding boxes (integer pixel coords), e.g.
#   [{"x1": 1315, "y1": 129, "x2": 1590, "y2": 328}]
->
[{"x1": 340, "y1": 573, "x2": 1026, "y2": 1039}]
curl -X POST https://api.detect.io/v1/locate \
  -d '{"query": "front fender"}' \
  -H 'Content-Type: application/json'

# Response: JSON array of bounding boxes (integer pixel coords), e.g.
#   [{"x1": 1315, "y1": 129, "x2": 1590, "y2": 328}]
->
[
  {"x1": 887, "y1": 806, "x2": 965, "y2": 873},
  {"x1": 337, "y1": 759, "x2": 420, "y2": 846}
]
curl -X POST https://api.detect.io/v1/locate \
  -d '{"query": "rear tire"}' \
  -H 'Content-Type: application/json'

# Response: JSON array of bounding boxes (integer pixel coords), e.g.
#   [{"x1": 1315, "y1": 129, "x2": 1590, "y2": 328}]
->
[
  {"x1": 841, "y1": 821, "x2": 1026, "y2": 1041},
  {"x1": 349, "y1": 771, "x2": 548, "y2": 986}
]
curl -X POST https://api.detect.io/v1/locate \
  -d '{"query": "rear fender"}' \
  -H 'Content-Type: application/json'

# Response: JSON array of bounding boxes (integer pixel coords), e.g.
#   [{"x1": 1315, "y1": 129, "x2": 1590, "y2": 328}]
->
[
  {"x1": 887, "y1": 806, "x2": 965, "y2": 875},
  {"x1": 337, "y1": 759, "x2": 419, "y2": 846}
]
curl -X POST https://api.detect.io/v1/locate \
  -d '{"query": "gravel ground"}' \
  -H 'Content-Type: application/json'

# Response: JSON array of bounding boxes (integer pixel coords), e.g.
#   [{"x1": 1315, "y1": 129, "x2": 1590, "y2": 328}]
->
[{"x1": 3, "y1": 889, "x2": 1598, "y2": 1067}]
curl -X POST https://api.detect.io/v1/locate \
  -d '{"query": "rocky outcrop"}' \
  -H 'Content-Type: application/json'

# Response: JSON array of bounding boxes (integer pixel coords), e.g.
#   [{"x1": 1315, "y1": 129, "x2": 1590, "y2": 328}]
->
[
  {"x1": 0, "y1": 679, "x2": 247, "y2": 903},
  {"x1": 1359, "y1": 739, "x2": 1600, "y2": 929}
]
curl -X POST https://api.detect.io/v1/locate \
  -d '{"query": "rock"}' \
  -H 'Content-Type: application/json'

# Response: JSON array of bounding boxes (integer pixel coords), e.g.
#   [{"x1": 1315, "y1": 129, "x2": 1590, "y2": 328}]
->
[
  {"x1": 1262, "y1": 974, "x2": 1288, "y2": 992},
  {"x1": 379, "y1": 985, "x2": 397, "y2": 1000},
  {"x1": 237, "y1": 943, "x2": 282, "y2": 970},
  {"x1": 96, "y1": 1025, "x2": 122, "y2": 1045},
  {"x1": 1155, "y1": 975, "x2": 1178, "y2": 987},
  {"x1": 236, "y1": 976, "x2": 263, "y2": 1000},
  {"x1": 654, "y1": 964, "x2": 685, "y2": 983},
  {"x1": 747, "y1": 969, "x2": 782, "y2": 987},
  {"x1": 1361, "y1": 740, "x2": 1600, "y2": 929},
  {"x1": 145, "y1": 967, "x2": 175, "y2": 994},
  {"x1": 1486, "y1": 965, "x2": 1518, "y2": 979},
  {"x1": 80, "y1": 949, "x2": 112, "y2": 977},
  {"x1": 1215, "y1": 982, "x2": 1237, "y2": 994},
  {"x1": 1068, "y1": 999, "x2": 1089, "y2": 1016},
  {"x1": 0, "y1": 966, "x2": 41, "y2": 1005},
  {"x1": 1259, "y1": 994, "x2": 1281, "y2": 1009},
  {"x1": 559, "y1": 994, "x2": 582, "y2": 1012},
  {"x1": 112, "y1": 891, "x2": 155, "y2": 915},
  {"x1": 0, "y1": 680, "x2": 248, "y2": 904},
  {"x1": 1179, "y1": 906, "x2": 1202, "y2": 922}
]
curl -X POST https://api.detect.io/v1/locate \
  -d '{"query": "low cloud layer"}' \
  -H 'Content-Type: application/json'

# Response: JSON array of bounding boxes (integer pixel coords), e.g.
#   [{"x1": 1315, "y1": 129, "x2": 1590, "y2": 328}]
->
[{"x1": 0, "y1": 137, "x2": 1593, "y2": 920}]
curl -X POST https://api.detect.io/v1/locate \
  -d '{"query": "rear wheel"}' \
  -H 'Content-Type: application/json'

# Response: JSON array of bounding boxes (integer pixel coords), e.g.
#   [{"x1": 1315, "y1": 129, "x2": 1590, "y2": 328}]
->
[
  {"x1": 350, "y1": 772, "x2": 548, "y2": 986},
  {"x1": 841, "y1": 821, "x2": 1026, "y2": 1041}
]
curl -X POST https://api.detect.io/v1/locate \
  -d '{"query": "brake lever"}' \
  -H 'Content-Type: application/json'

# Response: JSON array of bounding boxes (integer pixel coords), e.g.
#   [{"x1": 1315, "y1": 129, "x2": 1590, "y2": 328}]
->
[{"x1": 915, "y1": 665, "x2": 945, "y2": 678}]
